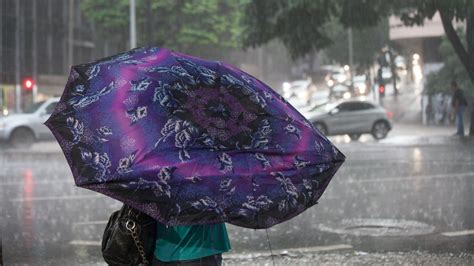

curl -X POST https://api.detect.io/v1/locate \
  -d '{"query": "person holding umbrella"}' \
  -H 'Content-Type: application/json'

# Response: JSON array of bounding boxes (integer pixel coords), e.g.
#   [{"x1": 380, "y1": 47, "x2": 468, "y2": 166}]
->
[
  {"x1": 45, "y1": 47, "x2": 344, "y2": 265},
  {"x1": 152, "y1": 223, "x2": 230, "y2": 265}
]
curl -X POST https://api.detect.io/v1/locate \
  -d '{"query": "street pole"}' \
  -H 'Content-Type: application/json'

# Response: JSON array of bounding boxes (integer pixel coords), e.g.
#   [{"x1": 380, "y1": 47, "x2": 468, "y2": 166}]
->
[
  {"x1": 0, "y1": 0, "x2": 3, "y2": 113},
  {"x1": 130, "y1": 0, "x2": 137, "y2": 49},
  {"x1": 145, "y1": 0, "x2": 152, "y2": 45},
  {"x1": 68, "y1": 0, "x2": 74, "y2": 68},
  {"x1": 388, "y1": 48, "x2": 398, "y2": 95},
  {"x1": 348, "y1": 28, "x2": 354, "y2": 89},
  {"x1": 32, "y1": 0, "x2": 38, "y2": 102},
  {"x1": 15, "y1": 0, "x2": 21, "y2": 113}
]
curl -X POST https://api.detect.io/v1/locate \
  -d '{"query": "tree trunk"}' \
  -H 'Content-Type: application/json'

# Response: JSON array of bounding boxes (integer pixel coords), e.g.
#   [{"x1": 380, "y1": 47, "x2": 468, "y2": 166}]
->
[
  {"x1": 438, "y1": 10, "x2": 474, "y2": 82},
  {"x1": 439, "y1": 8, "x2": 474, "y2": 136},
  {"x1": 466, "y1": 5, "x2": 474, "y2": 136}
]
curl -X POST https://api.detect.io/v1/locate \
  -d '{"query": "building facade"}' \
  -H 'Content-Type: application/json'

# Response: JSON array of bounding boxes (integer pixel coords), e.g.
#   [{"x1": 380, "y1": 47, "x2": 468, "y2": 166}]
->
[{"x1": 0, "y1": 0, "x2": 104, "y2": 113}]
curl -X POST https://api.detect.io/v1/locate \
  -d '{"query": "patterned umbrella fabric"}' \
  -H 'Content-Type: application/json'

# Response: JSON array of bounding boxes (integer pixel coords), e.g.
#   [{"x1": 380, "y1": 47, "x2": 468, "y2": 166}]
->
[{"x1": 45, "y1": 47, "x2": 345, "y2": 229}]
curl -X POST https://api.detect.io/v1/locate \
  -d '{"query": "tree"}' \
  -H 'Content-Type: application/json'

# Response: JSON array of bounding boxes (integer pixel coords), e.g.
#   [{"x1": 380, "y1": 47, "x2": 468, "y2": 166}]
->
[
  {"x1": 80, "y1": 0, "x2": 246, "y2": 58},
  {"x1": 426, "y1": 29, "x2": 472, "y2": 97},
  {"x1": 243, "y1": 0, "x2": 474, "y2": 136},
  {"x1": 322, "y1": 18, "x2": 389, "y2": 71},
  {"x1": 242, "y1": 0, "x2": 392, "y2": 59}
]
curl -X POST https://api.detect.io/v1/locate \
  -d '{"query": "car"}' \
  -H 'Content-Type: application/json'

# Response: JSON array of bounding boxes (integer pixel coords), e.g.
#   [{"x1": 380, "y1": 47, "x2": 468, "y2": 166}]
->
[
  {"x1": 0, "y1": 97, "x2": 59, "y2": 148},
  {"x1": 353, "y1": 75, "x2": 370, "y2": 96},
  {"x1": 322, "y1": 65, "x2": 348, "y2": 87},
  {"x1": 328, "y1": 83, "x2": 352, "y2": 100},
  {"x1": 303, "y1": 99, "x2": 393, "y2": 140}
]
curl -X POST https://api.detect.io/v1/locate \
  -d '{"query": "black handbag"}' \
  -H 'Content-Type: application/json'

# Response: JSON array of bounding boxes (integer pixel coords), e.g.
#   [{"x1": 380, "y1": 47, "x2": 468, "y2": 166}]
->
[{"x1": 101, "y1": 204, "x2": 157, "y2": 266}]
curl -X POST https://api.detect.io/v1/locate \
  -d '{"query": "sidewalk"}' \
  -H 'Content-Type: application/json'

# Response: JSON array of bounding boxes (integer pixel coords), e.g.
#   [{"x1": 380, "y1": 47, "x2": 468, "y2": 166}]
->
[
  {"x1": 223, "y1": 250, "x2": 474, "y2": 265},
  {"x1": 29, "y1": 249, "x2": 474, "y2": 265}
]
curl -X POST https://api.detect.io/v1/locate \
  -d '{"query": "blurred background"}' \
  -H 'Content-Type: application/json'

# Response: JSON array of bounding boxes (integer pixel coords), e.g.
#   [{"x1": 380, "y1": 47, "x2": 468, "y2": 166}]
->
[{"x1": 1, "y1": 1, "x2": 473, "y2": 265}]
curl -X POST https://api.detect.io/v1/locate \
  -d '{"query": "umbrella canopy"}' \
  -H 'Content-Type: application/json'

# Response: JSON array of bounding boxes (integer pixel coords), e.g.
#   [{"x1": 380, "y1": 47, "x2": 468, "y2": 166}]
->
[{"x1": 45, "y1": 47, "x2": 345, "y2": 229}]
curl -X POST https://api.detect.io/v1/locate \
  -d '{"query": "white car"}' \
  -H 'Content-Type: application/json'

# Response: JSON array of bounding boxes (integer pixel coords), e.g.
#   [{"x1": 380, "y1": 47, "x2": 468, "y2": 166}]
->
[
  {"x1": 303, "y1": 100, "x2": 393, "y2": 140},
  {"x1": 0, "y1": 97, "x2": 59, "y2": 148}
]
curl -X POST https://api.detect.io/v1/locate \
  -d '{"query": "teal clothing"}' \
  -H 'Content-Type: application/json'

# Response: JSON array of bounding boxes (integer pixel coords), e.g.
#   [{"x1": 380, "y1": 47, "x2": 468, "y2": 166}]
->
[{"x1": 154, "y1": 223, "x2": 231, "y2": 262}]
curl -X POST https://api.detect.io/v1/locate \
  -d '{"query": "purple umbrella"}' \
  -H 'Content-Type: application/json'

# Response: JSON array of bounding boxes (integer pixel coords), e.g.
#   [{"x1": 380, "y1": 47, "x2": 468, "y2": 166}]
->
[{"x1": 45, "y1": 47, "x2": 345, "y2": 229}]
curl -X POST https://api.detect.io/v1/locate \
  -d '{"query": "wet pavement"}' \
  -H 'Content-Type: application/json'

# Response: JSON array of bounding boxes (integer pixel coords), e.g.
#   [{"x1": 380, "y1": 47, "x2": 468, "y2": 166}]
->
[
  {"x1": 1, "y1": 131, "x2": 473, "y2": 265},
  {"x1": 223, "y1": 251, "x2": 474, "y2": 265}
]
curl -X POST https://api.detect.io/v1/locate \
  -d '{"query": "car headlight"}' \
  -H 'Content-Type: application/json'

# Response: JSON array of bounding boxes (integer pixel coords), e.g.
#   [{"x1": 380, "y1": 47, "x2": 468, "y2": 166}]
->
[{"x1": 343, "y1": 92, "x2": 351, "y2": 99}]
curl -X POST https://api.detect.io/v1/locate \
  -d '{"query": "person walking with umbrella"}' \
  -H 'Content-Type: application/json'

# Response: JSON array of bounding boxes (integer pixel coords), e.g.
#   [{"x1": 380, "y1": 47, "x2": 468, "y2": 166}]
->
[
  {"x1": 152, "y1": 223, "x2": 230, "y2": 265},
  {"x1": 45, "y1": 47, "x2": 344, "y2": 265}
]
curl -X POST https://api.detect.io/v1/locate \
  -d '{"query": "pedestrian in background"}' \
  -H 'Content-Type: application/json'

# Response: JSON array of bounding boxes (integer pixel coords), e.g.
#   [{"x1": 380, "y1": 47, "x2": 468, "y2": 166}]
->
[{"x1": 450, "y1": 80, "x2": 468, "y2": 136}]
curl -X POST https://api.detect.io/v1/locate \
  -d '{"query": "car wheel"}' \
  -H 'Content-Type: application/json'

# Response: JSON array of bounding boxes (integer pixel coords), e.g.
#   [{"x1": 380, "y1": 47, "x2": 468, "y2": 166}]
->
[
  {"x1": 371, "y1": 121, "x2": 389, "y2": 140},
  {"x1": 313, "y1": 123, "x2": 328, "y2": 135},
  {"x1": 10, "y1": 128, "x2": 35, "y2": 148},
  {"x1": 349, "y1": 134, "x2": 361, "y2": 141}
]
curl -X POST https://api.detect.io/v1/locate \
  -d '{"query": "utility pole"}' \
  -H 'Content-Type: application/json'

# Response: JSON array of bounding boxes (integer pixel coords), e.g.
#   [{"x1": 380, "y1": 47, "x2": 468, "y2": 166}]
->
[
  {"x1": 32, "y1": 0, "x2": 38, "y2": 102},
  {"x1": 388, "y1": 48, "x2": 398, "y2": 95},
  {"x1": 348, "y1": 28, "x2": 354, "y2": 89},
  {"x1": 0, "y1": 0, "x2": 3, "y2": 113},
  {"x1": 15, "y1": 0, "x2": 21, "y2": 113},
  {"x1": 145, "y1": 0, "x2": 152, "y2": 45},
  {"x1": 68, "y1": 0, "x2": 74, "y2": 67},
  {"x1": 130, "y1": 0, "x2": 137, "y2": 49}
]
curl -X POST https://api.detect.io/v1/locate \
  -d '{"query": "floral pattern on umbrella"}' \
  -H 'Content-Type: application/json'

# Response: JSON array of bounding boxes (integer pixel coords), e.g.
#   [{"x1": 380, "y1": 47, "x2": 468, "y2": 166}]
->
[{"x1": 45, "y1": 47, "x2": 345, "y2": 229}]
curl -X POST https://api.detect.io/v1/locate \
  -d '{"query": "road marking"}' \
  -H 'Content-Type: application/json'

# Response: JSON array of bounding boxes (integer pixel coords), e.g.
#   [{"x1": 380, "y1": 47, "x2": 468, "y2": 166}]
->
[
  {"x1": 69, "y1": 240, "x2": 101, "y2": 246},
  {"x1": 347, "y1": 172, "x2": 474, "y2": 184},
  {"x1": 10, "y1": 194, "x2": 102, "y2": 202},
  {"x1": 73, "y1": 220, "x2": 108, "y2": 226},
  {"x1": 287, "y1": 244, "x2": 353, "y2": 253},
  {"x1": 441, "y1": 230, "x2": 474, "y2": 237},
  {"x1": 1, "y1": 180, "x2": 72, "y2": 186}
]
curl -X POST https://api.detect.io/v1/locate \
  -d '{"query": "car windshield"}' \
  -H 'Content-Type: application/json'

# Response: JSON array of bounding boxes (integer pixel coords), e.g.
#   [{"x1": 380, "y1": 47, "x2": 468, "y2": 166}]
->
[
  {"x1": 310, "y1": 102, "x2": 339, "y2": 113},
  {"x1": 23, "y1": 101, "x2": 45, "y2": 114}
]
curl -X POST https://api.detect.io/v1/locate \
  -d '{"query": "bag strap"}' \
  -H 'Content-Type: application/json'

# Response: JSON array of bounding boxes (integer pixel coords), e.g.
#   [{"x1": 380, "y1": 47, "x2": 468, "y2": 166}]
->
[{"x1": 125, "y1": 219, "x2": 149, "y2": 265}]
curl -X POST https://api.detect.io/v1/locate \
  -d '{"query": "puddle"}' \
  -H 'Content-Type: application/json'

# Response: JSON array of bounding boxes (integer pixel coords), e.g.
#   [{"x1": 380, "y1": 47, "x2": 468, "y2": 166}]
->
[{"x1": 318, "y1": 218, "x2": 435, "y2": 236}]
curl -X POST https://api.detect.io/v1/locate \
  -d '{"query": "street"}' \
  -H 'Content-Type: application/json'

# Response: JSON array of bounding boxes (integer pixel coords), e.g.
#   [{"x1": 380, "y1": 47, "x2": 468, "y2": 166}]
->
[
  {"x1": 1, "y1": 127, "x2": 473, "y2": 265},
  {"x1": 3, "y1": 1, "x2": 474, "y2": 265}
]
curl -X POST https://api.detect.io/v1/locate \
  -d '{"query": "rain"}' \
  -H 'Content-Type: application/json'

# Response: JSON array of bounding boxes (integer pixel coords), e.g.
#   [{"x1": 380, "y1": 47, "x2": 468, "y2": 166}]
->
[{"x1": 1, "y1": 1, "x2": 474, "y2": 265}]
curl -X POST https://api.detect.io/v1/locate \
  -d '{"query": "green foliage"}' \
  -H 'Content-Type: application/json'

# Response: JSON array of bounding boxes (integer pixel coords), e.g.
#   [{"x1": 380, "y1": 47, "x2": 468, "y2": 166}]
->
[
  {"x1": 242, "y1": 0, "x2": 394, "y2": 59},
  {"x1": 393, "y1": 0, "x2": 471, "y2": 26},
  {"x1": 242, "y1": 0, "x2": 338, "y2": 59},
  {"x1": 80, "y1": 0, "x2": 130, "y2": 37},
  {"x1": 321, "y1": 18, "x2": 389, "y2": 70},
  {"x1": 242, "y1": 1, "x2": 473, "y2": 60},
  {"x1": 426, "y1": 29, "x2": 473, "y2": 97},
  {"x1": 80, "y1": 0, "x2": 246, "y2": 55}
]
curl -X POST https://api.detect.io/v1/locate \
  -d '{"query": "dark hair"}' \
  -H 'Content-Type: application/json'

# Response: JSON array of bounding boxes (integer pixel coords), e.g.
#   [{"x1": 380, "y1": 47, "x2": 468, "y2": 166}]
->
[{"x1": 451, "y1": 80, "x2": 458, "y2": 88}]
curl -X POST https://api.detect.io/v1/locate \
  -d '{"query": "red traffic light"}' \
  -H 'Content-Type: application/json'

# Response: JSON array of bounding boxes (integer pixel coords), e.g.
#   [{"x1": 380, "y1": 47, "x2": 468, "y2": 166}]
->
[
  {"x1": 378, "y1": 85, "x2": 385, "y2": 94},
  {"x1": 23, "y1": 78, "x2": 34, "y2": 91}
]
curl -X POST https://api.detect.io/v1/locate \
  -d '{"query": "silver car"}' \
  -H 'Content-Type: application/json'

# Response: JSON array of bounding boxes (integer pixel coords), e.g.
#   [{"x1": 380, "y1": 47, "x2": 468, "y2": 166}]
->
[
  {"x1": 303, "y1": 99, "x2": 393, "y2": 140},
  {"x1": 0, "y1": 97, "x2": 59, "y2": 148}
]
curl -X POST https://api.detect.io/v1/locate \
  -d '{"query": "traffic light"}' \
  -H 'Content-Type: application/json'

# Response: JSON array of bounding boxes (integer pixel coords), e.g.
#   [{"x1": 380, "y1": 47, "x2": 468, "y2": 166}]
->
[
  {"x1": 23, "y1": 78, "x2": 34, "y2": 91},
  {"x1": 378, "y1": 84, "x2": 385, "y2": 97},
  {"x1": 21, "y1": 78, "x2": 35, "y2": 111}
]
